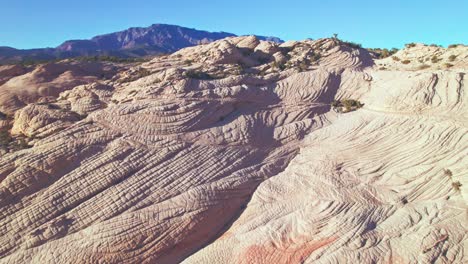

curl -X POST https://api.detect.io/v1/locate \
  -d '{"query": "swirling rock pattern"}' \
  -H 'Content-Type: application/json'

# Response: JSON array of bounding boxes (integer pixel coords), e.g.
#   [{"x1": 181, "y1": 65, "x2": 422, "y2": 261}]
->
[{"x1": 0, "y1": 37, "x2": 466, "y2": 263}]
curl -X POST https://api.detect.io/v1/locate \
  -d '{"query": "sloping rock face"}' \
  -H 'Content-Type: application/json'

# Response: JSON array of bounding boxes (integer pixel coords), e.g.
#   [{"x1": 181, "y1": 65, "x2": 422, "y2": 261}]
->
[
  {"x1": 0, "y1": 37, "x2": 466, "y2": 263},
  {"x1": 0, "y1": 61, "x2": 125, "y2": 115}
]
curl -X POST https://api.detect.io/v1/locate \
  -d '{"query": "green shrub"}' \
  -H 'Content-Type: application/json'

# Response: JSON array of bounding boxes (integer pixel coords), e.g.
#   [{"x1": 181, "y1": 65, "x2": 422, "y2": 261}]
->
[
  {"x1": 272, "y1": 61, "x2": 287, "y2": 71},
  {"x1": 448, "y1": 55, "x2": 457, "y2": 62},
  {"x1": 342, "y1": 99, "x2": 363, "y2": 109},
  {"x1": 11, "y1": 138, "x2": 30, "y2": 150},
  {"x1": 332, "y1": 99, "x2": 363, "y2": 113},
  {"x1": 119, "y1": 68, "x2": 152, "y2": 83},
  {"x1": 452, "y1": 181, "x2": 462, "y2": 192},
  {"x1": 298, "y1": 62, "x2": 308, "y2": 72},
  {"x1": 75, "y1": 55, "x2": 149, "y2": 63},
  {"x1": 431, "y1": 55, "x2": 441, "y2": 63},
  {"x1": 343, "y1": 41, "x2": 362, "y2": 49},
  {"x1": 405, "y1": 43, "x2": 417, "y2": 48},
  {"x1": 448, "y1": 44, "x2": 460, "y2": 48},
  {"x1": 0, "y1": 130, "x2": 12, "y2": 147},
  {"x1": 257, "y1": 57, "x2": 270, "y2": 65},
  {"x1": 184, "y1": 70, "x2": 214, "y2": 80},
  {"x1": 279, "y1": 47, "x2": 293, "y2": 56},
  {"x1": 418, "y1": 64, "x2": 431, "y2": 70},
  {"x1": 367, "y1": 48, "x2": 399, "y2": 59},
  {"x1": 444, "y1": 169, "x2": 453, "y2": 177},
  {"x1": 401, "y1": 60, "x2": 411, "y2": 64}
]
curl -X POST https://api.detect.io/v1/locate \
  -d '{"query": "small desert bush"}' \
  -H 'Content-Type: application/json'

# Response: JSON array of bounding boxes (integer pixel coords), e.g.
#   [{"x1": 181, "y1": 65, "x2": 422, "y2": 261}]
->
[
  {"x1": 368, "y1": 48, "x2": 398, "y2": 59},
  {"x1": 342, "y1": 99, "x2": 363, "y2": 109},
  {"x1": 431, "y1": 56, "x2": 441, "y2": 63},
  {"x1": 0, "y1": 130, "x2": 12, "y2": 147},
  {"x1": 452, "y1": 181, "x2": 462, "y2": 192},
  {"x1": 184, "y1": 70, "x2": 214, "y2": 80},
  {"x1": 444, "y1": 169, "x2": 453, "y2": 177},
  {"x1": 444, "y1": 63, "x2": 454, "y2": 68},
  {"x1": 343, "y1": 41, "x2": 362, "y2": 49},
  {"x1": 184, "y1": 59, "x2": 193, "y2": 65},
  {"x1": 448, "y1": 44, "x2": 460, "y2": 48},
  {"x1": 0, "y1": 111, "x2": 6, "y2": 120},
  {"x1": 257, "y1": 57, "x2": 270, "y2": 65},
  {"x1": 310, "y1": 53, "x2": 321, "y2": 62},
  {"x1": 392, "y1": 56, "x2": 400, "y2": 61},
  {"x1": 11, "y1": 138, "x2": 30, "y2": 151},
  {"x1": 332, "y1": 99, "x2": 363, "y2": 113},
  {"x1": 272, "y1": 61, "x2": 287, "y2": 71},
  {"x1": 401, "y1": 60, "x2": 411, "y2": 64},
  {"x1": 279, "y1": 47, "x2": 293, "y2": 56},
  {"x1": 405, "y1": 43, "x2": 417, "y2": 48},
  {"x1": 298, "y1": 62, "x2": 308, "y2": 72},
  {"x1": 75, "y1": 55, "x2": 148, "y2": 64},
  {"x1": 418, "y1": 64, "x2": 430, "y2": 70},
  {"x1": 448, "y1": 55, "x2": 457, "y2": 62},
  {"x1": 119, "y1": 68, "x2": 152, "y2": 83}
]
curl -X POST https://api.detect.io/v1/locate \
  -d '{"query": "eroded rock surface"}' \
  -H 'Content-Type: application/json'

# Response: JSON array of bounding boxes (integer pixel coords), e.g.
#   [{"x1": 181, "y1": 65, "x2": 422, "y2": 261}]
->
[{"x1": 0, "y1": 37, "x2": 466, "y2": 263}]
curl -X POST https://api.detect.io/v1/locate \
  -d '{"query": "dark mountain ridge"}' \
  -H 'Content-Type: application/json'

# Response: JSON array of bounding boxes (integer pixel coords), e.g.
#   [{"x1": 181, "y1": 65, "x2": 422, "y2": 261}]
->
[{"x1": 0, "y1": 24, "x2": 283, "y2": 64}]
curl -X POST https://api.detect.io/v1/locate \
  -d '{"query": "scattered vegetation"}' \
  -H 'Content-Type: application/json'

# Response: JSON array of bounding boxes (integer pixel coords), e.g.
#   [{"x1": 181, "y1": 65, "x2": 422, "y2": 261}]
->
[
  {"x1": 118, "y1": 67, "x2": 152, "y2": 83},
  {"x1": 452, "y1": 181, "x2": 462, "y2": 192},
  {"x1": 184, "y1": 59, "x2": 194, "y2": 65},
  {"x1": 0, "y1": 129, "x2": 31, "y2": 151},
  {"x1": 401, "y1": 60, "x2": 411, "y2": 64},
  {"x1": 272, "y1": 61, "x2": 287, "y2": 71},
  {"x1": 332, "y1": 99, "x2": 364, "y2": 113},
  {"x1": 279, "y1": 46, "x2": 293, "y2": 56},
  {"x1": 444, "y1": 169, "x2": 453, "y2": 177},
  {"x1": 19, "y1": 56, "x2": 149, "y2": 66},
  {"x1": 431, "y1": 55, "x2": 441, "y2": 63},
  {"x1": 0, "y1": 130, "x2": 12, "y2": 148},
  {"x1": 448, "y1": 44, "x2": 461, "y2": 48},
  {"x1": 417, "y1": 64, "x2": 430, "y2": 70},
  {"x1": 238, "y1": 47, "x2": 254, "y2": 57},
  {"x1": 257, "y1": 57, "x2": 270, "y2": 65},
  {"x1": 444, "y1": 63, "x2": 454, "y2": 68},
  {"x1": 448, "y1": 55, "x2": 457, "y2": 62},
  {"x1": 392, "y1": 56, "x2": 400, "y2": 61},
  {"x1": 343, "y1": 41, "x2": 362, "y2": 49},
  {"x1": 298, "y1": 61, "x2": 309, "y2": 72},
  {"x1": 74, "y1": 55, "x2": 149, "y2": 63},
  {"x1": 184, "y1": 69, "x2": 215, "y2": 80},
  {"x1": 310, "y1": 52, "x2": 321, "y2": 62},
  {"x1": 405, "y1": 43, "x2": 417, "y2": 48},
  {"x1": 368, "y1": 48, "x2": 399, "y2": 59},
  {"x1": 11, "y1": 138, "x2": 30, "y2": 151}
]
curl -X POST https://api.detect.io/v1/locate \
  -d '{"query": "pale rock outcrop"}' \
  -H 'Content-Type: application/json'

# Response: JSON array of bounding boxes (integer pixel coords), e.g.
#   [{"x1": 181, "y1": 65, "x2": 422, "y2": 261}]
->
[
  {"x1": 0, "y1": 61, "x2": 124, "y2": 114},
  {"x1": 0, "y1": 37, "x2": 466, "y2": 264}
]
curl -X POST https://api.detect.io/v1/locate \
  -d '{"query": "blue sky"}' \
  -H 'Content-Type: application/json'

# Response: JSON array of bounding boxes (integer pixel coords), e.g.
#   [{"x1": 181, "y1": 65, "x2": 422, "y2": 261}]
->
[{"x1": 1, "y1": 0, "x2": 467, "y2": 49}]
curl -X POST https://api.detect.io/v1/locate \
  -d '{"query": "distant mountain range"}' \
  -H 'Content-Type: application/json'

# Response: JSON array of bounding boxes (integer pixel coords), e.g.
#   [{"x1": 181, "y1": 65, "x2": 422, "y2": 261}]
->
[{"x1": 0, "y1": 24, "x2": 283, "y2": 64}]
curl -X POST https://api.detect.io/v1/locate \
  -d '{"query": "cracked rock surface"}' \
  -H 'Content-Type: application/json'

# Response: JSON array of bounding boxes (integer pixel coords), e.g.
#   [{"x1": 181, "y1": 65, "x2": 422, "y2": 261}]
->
[{"x1": 0, "y1": 37, "x2": 466, "y2": 263}]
